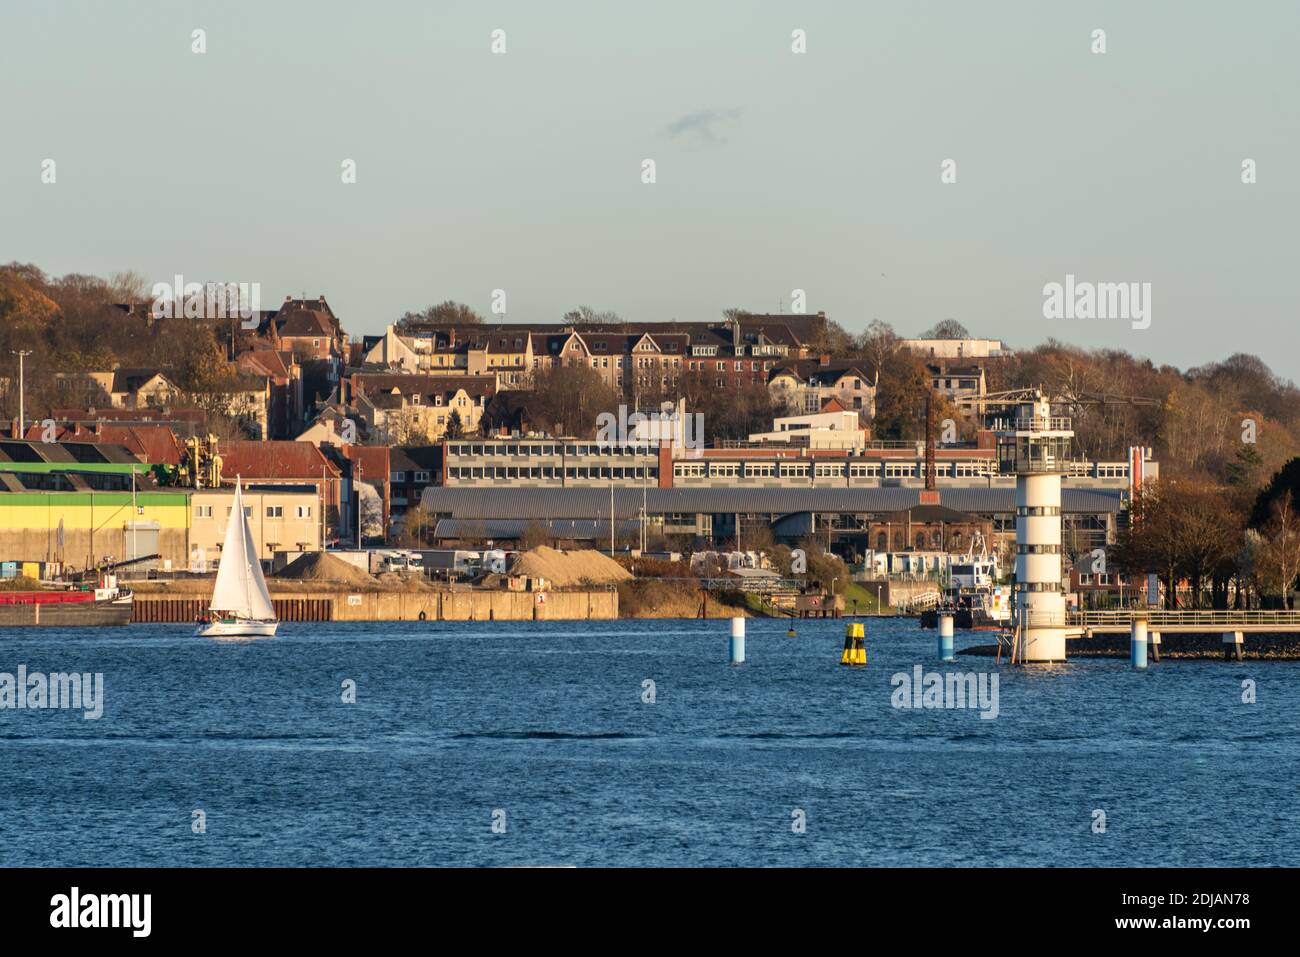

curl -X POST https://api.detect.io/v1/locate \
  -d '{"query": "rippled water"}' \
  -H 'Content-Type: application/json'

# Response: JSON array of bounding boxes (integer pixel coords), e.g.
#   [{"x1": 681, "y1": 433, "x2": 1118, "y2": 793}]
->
[{"x1": 1, "y1": 618, "x2": 1294, "y2": 866}]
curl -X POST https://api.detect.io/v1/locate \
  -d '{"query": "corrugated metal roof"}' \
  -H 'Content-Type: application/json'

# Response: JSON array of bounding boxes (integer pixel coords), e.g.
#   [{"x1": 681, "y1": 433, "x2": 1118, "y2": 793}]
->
[
  {"x1": 420, "y1": 485, "x2": 1124, "y2": 519},
  {"x1": 433, "y1": 518, "x2": 640, "y2": 540}
]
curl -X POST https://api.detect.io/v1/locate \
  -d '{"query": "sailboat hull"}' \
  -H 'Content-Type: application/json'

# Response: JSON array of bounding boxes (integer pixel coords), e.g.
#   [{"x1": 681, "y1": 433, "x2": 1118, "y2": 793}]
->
[{"x1": 195, "y1": 620, "x2": 278, "y2": 638}]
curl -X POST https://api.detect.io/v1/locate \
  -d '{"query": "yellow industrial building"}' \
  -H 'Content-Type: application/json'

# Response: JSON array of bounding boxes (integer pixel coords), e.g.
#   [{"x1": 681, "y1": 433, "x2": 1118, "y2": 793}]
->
[{"x1": 0, "y1": 488, "x2": 322, "y2": 575}]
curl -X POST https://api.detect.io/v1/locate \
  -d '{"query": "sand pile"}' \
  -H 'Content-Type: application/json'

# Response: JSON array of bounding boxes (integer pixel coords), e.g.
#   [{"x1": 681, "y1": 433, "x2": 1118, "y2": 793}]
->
[
  {"x1": 376, "y1": 570, "x2": 433, "y2": 591},
  {"x1": 510, "y1": 546, "x2": 634, "y2": 587},
  {"x1": 275, "y1": 552, "x2": 377, "y2": 585}
]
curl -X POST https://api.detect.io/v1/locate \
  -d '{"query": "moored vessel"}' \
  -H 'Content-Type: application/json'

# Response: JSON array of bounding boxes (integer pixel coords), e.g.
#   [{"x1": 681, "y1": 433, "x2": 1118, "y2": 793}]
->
[{"x1": 0, "y1": 574, "x2": 133, "y2": 627}]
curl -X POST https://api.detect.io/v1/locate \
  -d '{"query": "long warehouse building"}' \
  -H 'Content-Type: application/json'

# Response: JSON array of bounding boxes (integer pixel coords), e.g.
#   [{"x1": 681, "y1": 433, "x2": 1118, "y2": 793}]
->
[{"x1": 420, "y1": 485, "x2": 1125, "y2": 556}]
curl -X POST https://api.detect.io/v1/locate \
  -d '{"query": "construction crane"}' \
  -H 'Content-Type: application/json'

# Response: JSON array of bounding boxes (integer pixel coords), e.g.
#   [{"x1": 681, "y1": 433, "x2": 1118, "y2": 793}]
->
[
  {"x1": 954, "y1": 387, "x2": 1161, "y2": 457},
  {"x1": 954, "y1": 387, "x2": 1162, "y2": 418},
  {"x1": 179, "y1": 434, "x2": 224, "y2": 489}
]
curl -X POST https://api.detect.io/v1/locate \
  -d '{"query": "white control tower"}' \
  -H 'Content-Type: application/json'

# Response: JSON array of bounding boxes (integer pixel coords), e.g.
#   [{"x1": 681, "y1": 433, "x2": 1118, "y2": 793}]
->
[{"x1": 996, "y1": 391, "x2": 1073, "y2": 663}]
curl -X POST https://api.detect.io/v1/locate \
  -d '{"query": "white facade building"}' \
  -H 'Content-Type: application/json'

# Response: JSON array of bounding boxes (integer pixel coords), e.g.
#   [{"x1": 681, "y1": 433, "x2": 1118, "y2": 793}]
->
[
  {"x1": 901, "y1": 338, "x2": 1009, "y2": 359},
  {"x1": 747, "y1": 410, "x2": 866, "y2": 450}
]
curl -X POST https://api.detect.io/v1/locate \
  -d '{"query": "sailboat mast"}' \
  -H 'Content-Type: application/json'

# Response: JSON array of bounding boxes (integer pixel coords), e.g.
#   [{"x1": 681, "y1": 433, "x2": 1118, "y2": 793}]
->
[{"x1": 239, "y1": 479, "x2": 253, "y2": 616}]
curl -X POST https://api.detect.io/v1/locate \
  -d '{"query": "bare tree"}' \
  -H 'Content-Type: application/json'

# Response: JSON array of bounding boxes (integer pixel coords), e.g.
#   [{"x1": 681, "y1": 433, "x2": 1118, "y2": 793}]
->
[{"x1": 1260, "y1": 492, "x2": 1300, "y2": 609}]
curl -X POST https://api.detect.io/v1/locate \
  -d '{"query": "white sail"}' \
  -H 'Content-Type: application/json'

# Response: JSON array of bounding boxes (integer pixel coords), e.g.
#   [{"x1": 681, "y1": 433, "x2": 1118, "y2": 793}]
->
[{"x1": 209, "y1": 478, "x2": 277, "y2": 621}]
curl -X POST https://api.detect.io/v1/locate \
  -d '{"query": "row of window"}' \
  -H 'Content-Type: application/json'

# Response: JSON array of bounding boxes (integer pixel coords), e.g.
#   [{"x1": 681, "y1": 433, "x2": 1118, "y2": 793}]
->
[
  {"x1": 408, "y1": 394, "x2": 471, "y2": 407},
  {"x1": 448, "y1": 466, "x2": 658, "y2": 481},
  {"x1": 872, "y1": 532, "x2": 971, "y2": 550},
  {"x1": 194, "y1": 505, "x2": 313, "y2": 519},
  {"x1": 672, "y1": 462, "x2": 996, "y2": 479},
  {"x1": 390, "y1": 471, "x2": 431, "y2": 483},
  {"x1": 1077, "y1": 573, "x2": 1129, "y2": 585},
  {"x1": 448, "y1": 443, "x2": 654, "y2": 458}
]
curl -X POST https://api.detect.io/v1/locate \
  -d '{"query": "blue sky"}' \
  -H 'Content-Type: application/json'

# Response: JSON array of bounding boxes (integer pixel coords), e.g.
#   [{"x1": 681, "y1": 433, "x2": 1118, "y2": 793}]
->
[{"x1": 2, "y1": 1, "x2": 1297, "y2": 378}]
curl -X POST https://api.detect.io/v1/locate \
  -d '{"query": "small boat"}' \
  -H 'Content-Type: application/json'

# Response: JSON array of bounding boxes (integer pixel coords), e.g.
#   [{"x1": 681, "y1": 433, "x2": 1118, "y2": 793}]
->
[
  {"x1": 196, "y1": 477, "x2": 278, "y2": 638},
  {"x1": 921, "y1": 533, "x2": 1011, "y2": 631},
  {"x1": 0, "y1": 574, "x2": 133, "y2": 627}
]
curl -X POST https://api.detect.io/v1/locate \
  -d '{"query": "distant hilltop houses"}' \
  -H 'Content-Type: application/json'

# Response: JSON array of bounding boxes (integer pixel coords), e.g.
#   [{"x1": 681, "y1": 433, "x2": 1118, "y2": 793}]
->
[
  {"x1": 360, "y1": 312, "x2": 831, "y2": 399},
  {"x1": 1, "y1": 282, "x2": 1169, "y2": 572}
]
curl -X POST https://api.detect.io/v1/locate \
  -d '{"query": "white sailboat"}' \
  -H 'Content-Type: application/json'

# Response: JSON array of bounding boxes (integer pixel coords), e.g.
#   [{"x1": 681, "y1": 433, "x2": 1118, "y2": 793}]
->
[{"x1": 196, "y1": 477, "x2": 279, "y2": 638}]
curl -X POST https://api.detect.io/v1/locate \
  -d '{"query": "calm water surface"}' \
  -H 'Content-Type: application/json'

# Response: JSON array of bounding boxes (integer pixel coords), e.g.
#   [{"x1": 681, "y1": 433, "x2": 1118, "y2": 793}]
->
[{"x1": 0, "y1": 618, "x2": 1294, "y2": 866}]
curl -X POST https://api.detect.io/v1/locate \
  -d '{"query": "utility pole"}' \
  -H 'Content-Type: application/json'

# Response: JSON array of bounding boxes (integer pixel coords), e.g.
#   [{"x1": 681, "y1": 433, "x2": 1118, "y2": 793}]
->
[
  {"x1": 11, "y1": 350, "x2": 32, "y2": 437},
  {"x1": 356, "y1": 461, "x2": 363, "y2": 547}
]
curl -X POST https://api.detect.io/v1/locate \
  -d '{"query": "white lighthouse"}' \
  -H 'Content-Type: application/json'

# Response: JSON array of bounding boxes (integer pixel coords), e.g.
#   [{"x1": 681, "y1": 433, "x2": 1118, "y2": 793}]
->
[{"x1": 997, "y1": 391, "x2": 1073, "y2": 663}]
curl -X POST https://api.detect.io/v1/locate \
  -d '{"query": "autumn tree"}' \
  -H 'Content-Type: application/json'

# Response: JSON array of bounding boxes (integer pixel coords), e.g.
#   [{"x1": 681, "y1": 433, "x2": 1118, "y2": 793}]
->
[
  {"x1": 398, "y1": 504, "x2": 438, "y2": 548},
  {"x1": 1111, "y1": 482, "x2": 1186, "y2": 610},
  {"x1": 871, "y1": 349, "x2": 958, "y2": 442},
  {"x1": 1176, "y1": 482, "x2": 1243, "y2": 609},
  {"x1": 445, "y1": 408, "x2": 465, "y2": 439},
  {"x1": 562, "y1": 306, "x2": 622, "y2": 327},
  {"x1": 921, "y1": 318, "x2": 970, "y2": 340},
  {"x1": 673, "y1": 368, "x2": 775, "y2": 441},
  {"x1": 396, "y1": 300, "x2": 484, "y2": 329},
  {"x1": 519, "y1": 520, "x2": 551, "y2": 551},
  {"x1": 527, "y1": 363, "x2": 620, "y2": 437},
  {"x1": 851, "y1": 319, "x2": 900, "y2": 379}
]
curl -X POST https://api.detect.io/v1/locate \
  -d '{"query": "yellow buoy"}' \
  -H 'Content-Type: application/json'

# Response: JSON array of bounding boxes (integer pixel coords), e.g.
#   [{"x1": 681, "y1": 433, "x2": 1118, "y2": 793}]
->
[{"x1": 840, "y1": 622, "x2": 866, "y2": 666}]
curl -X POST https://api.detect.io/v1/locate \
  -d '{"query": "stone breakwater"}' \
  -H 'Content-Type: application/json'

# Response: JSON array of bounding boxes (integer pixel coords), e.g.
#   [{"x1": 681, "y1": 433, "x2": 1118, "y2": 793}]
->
[{"x1": 960, "y1": 632, "x2": 1300, "y2": 659}]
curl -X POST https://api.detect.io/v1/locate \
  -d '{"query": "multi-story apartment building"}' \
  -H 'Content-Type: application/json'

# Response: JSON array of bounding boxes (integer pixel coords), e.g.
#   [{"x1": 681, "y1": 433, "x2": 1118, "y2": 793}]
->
[
  {"x1": 767, "y1": 359, "x2": 876, "y2": 416},
  {"x1": 52, "y1": 368, "x2": 181, "y2": 409},
  {"x1": 387, "y1": 445, "x2": 441, "y2": 524},
  {"x1": 351, "y1": 373, "x2": 496, "y2": 444},
  {"x1": 360, "y1": 313, "x2": 824, "y2": 401},
  {"x1": 927, "y1": 363, "x2": 987, "y2": 409}
]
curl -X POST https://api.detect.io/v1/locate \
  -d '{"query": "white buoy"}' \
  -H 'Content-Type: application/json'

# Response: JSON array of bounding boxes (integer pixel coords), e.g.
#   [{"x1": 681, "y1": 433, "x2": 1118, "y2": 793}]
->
[
  {"x1": 1130, "y1": 618, "x2": 1148, "y2": 669},
  {"x1": 938, "y1": 612, "x2": 955, "y2": 662},
  {"x1": 729, "y1": 617, "x2": 745, "y2": 664}
]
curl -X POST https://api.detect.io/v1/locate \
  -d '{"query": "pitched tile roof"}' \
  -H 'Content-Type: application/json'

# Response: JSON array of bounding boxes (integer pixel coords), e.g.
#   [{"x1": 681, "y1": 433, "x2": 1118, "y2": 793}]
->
[
  {"x1": 238, "y1": 349, "x2": 293, "y2": 379},
  {"x1": 341, "y1": 444, "x2": 390, "y2": 483},
  {"x1": 353, "y1": 373, "x2": 497, "y2": 401},
  {"x1": 277, "y1": 309, "x2": 335, "y2": 338},
  {"x1": 220, "y1": 441, "x2": 341, "y2": 480}
]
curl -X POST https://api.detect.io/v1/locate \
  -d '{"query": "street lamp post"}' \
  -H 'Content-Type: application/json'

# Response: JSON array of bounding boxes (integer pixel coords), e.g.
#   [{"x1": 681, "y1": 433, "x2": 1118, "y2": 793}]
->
[{"x1": 11, "y1": 350, "x2": 33, "y2": 436}]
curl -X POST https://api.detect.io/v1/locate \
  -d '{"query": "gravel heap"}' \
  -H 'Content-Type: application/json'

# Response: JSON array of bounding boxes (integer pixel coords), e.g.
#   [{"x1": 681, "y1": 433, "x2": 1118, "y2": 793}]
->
[
  {"x1": 274, "y1": 552, "x2": 377, "y2": 585},
  {"x1": 509, "y1": 546, "x2": 634, "y2": 587}
]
